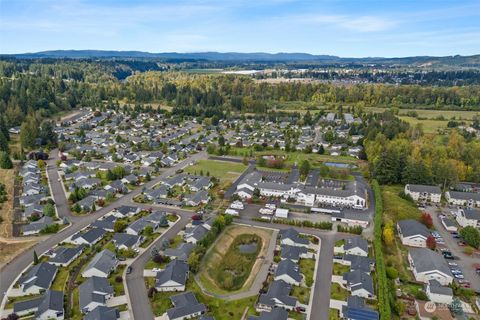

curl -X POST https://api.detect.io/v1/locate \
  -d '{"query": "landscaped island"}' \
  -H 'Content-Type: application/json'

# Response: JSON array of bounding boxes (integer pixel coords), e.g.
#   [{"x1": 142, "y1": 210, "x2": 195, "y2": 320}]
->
[{"x1": 198, "y1": 225, "x2": 273, "y2": 295}]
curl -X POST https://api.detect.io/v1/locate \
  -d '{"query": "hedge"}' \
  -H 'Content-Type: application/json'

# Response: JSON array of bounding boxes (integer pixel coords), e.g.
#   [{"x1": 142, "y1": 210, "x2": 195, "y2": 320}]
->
[
  {"x1": 252, "y1": 217, "x2": 333, "y2": 230},
  {"x1": 372, "y1": 179, "x2": 391, "y2": 320}
]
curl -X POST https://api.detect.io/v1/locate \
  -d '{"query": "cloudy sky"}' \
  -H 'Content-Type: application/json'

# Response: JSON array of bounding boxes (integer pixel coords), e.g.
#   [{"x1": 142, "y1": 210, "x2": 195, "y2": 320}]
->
[{"x1": 1, "y1": 0, "x2": 479, "y2": 57}]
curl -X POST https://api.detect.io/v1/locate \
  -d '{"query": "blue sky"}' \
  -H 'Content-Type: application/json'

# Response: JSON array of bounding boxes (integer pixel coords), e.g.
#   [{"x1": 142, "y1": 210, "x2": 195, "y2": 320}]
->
[{"x1": 1, "y1": 0, "x2": 479, "y2": 57}]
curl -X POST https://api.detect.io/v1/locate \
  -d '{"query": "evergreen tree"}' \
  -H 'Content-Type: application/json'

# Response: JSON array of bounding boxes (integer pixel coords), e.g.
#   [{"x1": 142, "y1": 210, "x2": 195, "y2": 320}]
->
[
  {"x1": 0, "y1": 117, "x2": 10, "y2": 141},
  {"x1": 33, "y1": 250, "x2": 39, "y2": 265},
  {"x1": 0, "y1": 151, "x2": 13, "y2": 169},
  {"x1": 0, "y1": 132, "x2": 9, "y2": 153}
]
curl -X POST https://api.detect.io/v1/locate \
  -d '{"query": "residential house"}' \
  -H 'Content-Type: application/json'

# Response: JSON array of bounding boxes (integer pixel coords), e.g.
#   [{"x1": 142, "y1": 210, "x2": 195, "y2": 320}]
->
[
  {"x1": 49, "y1": 245, "x2": 85, "y2": 267},
  {"x1": 183, "y1": 190, "x2": 210, "y2": 207},
  {"x1": 343, "y1": 270, "x2": 375, "y2": 299},
  {"x1": 258, "y1": 280, "x2": 297, "y2": 312},
  {"x1": 404, "y1": 184, "x2": 442, "y2": 203},
  {"x1": 155, "y1": 260, "x2": 189, "y2": 292},
  {"x1": 18, "y1": 262, "x2": 58, "y2": 294},
  {"x1": 164, "y1": 243, "x2": 195, "y2": 261},
  {"x1": 343, "y1": 236, "x2": 369, "y2": 257},
  {"x1": 426, "y1": 280, "x2": 453, "y2": 305},
  {"x1": 79, "y1": 276, "x2": 114, "y2": 313},
  {"x1": 279, "y1": 228, "x2": 309, "y2": 248},
  {"x1": 248, "y1": 308, "x2": 288, "y2": 320},
  {"x1": 23, "y1": 216, "x2": 55, "y2": 235},
  {"x1": 455, "y1": 208, "x2": 480, "y2": 228},
  {"x1": 84, "y1": 306, "x2": 120, "y2": 320},
  {"x1": 280, "y1": 245, "x2": 308, "y2": 263},
  {"x1": 166, "y1": 292, "x2": 207, "y2": 320},
  {"x1": 69, "y1": 227, "x2": 107, "y2": 246},
  {"x1": 445, "y1": 191, "x2": 480, "y2": 207},
  {"x1": 111, "y1": 205, "x2": 141, "y2": 218},
  {"x1": 35, "y1": 290, "x2": 65, "y2": 320},
  {"x1": 82, "y1": 249, "x2": 118, "y2": 278},
  {"x1": 274, "y1": 259, "x2": 302, "y2": 286},
  {"x1": 112, "y1": 233, "x2": 143, "y2": 251},
  {"x1": 342, "y1": 296, "x2": 379, "y2": 320},
  {"x1": 408, "y1": 248, "x2": 453, "y2": 286},
  {"x1": 397, "y1": 219, "x2": 431, "y2": 248},
  {"x1": 184, "y1": 224, "x2": 209, "y2": 244}
]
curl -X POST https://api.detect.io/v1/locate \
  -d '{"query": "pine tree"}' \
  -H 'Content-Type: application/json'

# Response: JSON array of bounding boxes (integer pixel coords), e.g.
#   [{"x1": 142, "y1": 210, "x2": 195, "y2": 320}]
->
[
  {"x1": 33, "y1": 250, "x2": 39, "y2": 265},
  {"x1": 0, "y1": 151, "x2": 13, "y2": 169},
  {"x1": 0, "y1": 132, "x2": 9, "y2": 153}
]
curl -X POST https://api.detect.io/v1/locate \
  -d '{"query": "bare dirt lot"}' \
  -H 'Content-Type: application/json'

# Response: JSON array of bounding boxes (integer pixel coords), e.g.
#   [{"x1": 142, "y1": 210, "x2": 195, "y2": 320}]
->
[
  {"x1": 0, "y1": 168, "x2": 16, "y2": 238},
  {"x1": 0, "y1": 237, "x2": 38, "y2": 267},
  {"x1": 198, "y1": 225, "x2": 272, "y2": 295}
]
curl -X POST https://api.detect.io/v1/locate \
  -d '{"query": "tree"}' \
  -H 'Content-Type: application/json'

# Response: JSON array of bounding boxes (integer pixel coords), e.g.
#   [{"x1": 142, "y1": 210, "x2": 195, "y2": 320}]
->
[
  {"x1": 382, "y1": 225, "x2": 395, "y2": 246},
  {"x1": 420, "y1": 212, "x2": 433, "y2": 229},
  {"x1": 144, "y1": 225, "x2": 154, "y2": 236},
  {"x1": 20, "y1": 116, "x2": 38, "y2": 149},
  {"x1": 33, "y1": 250, "x2": 39, "y2": 265},
  {"x1": 299, "y1": 160, "x2": 311, "y2": 178},
  {"x1": 39, "y1": 121, "x2": 58, "y2": 147},
  {"x1": 459, "y1": 226, "x2": 480, "y2": 249},
  {"x1": 317, "y1": 145, "x2": 325, "y2": 155},
  {"x1": 147, "y1": 287, "x2": 157, "y2": 298},
  {"x1": 253, "y1": 188, "x2": 260, "y2": 198},
  {"x1": 114, "y1": 220, "x2": 128, "y2": 232},
  {"x1": 0, "y1": 132, "x2": 9, "y2": 153},
  {"x1": 0, "y1": 152, "x2": 13, "y2": 169},
  {"x1": 43, "y1": 203, "x2": 55, "y2": 217},
  {"x1": 449, "y1": 297, "x2": 464, "y2": 316},
  {"x1": 426, "y1": 235, "x2": 437, "y2": 250},
  {"x1": 242, "y1": 157, "x2": 248, "y2": 166},
  {"x1": 218, "y1": 135, "x2": 225, "y2": 147}
]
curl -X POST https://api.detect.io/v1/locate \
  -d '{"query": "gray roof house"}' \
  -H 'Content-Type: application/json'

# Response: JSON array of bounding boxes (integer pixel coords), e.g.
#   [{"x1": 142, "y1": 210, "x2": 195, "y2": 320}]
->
[
  {"x1": 125, "y1": 217, "x2": 157, "y2": 236},
  {"x1": 19, "y1": 262, "x2": 58, "y2": 294},
  {"x1": 13, "y1": 295, "x2": 45, "y2": 316},
  {"x1": 248, "y1": 308, "x2": 288, "y2": 320},
  {"x1": 166, "y1": 292, "x2": 206, "y2": 320},
  {"x1": 258, "y1": 280, "x2": 297, "y2": 311},
  {"x1": 342, "y1": 296, "x2": 379, "y2": 320},
  {"x1": 145, "y1": 185, "x2": 169, "y2": 200},
  {"x1": 79, "y1": 276, "x2": 114, "y2": 313},
  {"x1": 23, "y1": 216, "x2": 55, "y2": 235},
  {"x1": 90, "y1": 215, "x2": 117, "y2": 232},
  {"x1": 184, "y1": 224, "x2": 209, "y2": 244},
  {"x1": 344, "y1": 255, "x2": 375, "y2": 274},
  {"x1": 84, "y1": 306, "x2": 120, "y2": 320},
  {"x1": 279, "y1": 228, "x2": 309, "y2": 248},
  {"x1": 183, "y1": 190, "x2": 210, "y2": 207},
  {"x1": 344, "y1": 236, "x2": 369, "y2": 257},
  {"x1": 77, "y1": 196, "x2": 98, "y2": 211},
  {"x1": 35, "y1": 290, "x2": 64, "y2": 320},
  {"x1": 426, "y1": 280, "x2": 453, "y2": 304},
  {"x1": 70, "y1": 227, "x2": 107, "y2": 246},
  {"x1": 343, "y1": 270, "x2": 375, "y2": 299},
  {"x1": 408, "y1": 248, "x2": 453, "y2": 286},
  {"x1": 112, "y1": 205, "x2": 141, "y2": 218},
  {"x1": 164, "y1": 243, "x2": 195, "y2": 261},
  {"x1": 397, "y1": 219, "x2": 431, "y2": 248},
  {"x1": 49, "y1": 245, "x2": 86, "y2": 267},
  {"x1": 112, "y1": 233, "x2": 143, "y2": 250},
  {"x1": 155, "y1": 260, "x2": 189, "y2": 291},
  {"x1": 274, "y1": 259, "x2": 302, "y2": 285},
  {"x1": 280, "y1": 245, "x2": 308, "y2": 263},
  {"x1": 82, "y1": 249, "x2": 118, "y2": 278}
]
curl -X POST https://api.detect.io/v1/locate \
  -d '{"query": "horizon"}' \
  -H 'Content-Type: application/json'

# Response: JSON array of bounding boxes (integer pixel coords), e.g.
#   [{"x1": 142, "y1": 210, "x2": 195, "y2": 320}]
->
[{"x1": 1, "y1": 0, "x2": 480, "y2": 57}]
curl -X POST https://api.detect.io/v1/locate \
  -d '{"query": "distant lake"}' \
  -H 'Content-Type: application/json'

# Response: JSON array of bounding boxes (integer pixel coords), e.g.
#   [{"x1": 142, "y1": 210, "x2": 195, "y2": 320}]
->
[
  {"x1": 238, "y1": 242, "x2": 258, "y2": 254},
  {"x1": 324, "y1": 162, "x2": 357, "y2": 169}
]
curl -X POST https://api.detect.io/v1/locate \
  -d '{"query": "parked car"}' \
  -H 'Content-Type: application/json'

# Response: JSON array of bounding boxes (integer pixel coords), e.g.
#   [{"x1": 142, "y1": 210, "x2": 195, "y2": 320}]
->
[
  {"x1": 454, "y1": 274, "x2": 465, "y2": 279},
  {"x1": 458, "y1": 241, "x2": 466, "y2": 246},
  {"x1": 448, "y1": 262, "x2": 458, "y2": 267},
  {"x1": 126, "y1": 266, "x2": 133, "y2": 274},
  {"x1": 118, "y1": 256, "x2": 126, "y2": 261}
]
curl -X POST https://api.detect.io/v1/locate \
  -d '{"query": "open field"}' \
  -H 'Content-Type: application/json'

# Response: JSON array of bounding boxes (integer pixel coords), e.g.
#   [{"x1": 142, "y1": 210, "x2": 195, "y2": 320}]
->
[
  {"x1": 365, "y1": 106, "x2": 480, "y2": 120},
  {"x1": 185, "y1": 159, "x2": 247, "y2": 188},
  {"x1": 198, "y1": 225, "x2": 272, "y2": 295},
  {"x1": 0, "y1": 238, "x2": 39, "y2": 267},
  {"x1": 0, "y1": 167, "x2": 16, "y2": 238},
  {"x1": 398, "y1": 117, "x2": 451, "y2": 133},
  {"x1": 381, "y1": 185, "x2": 421, "y2": 281}
]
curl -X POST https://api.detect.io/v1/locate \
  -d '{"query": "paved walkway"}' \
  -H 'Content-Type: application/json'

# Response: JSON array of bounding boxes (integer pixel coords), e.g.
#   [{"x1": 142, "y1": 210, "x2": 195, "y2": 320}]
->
[
  {"x1": 107, "y1": 295, "x2": 127, "y2": 307},
  {"x1": 194, "y1": 228, "x2": 278, "y2": 301}
]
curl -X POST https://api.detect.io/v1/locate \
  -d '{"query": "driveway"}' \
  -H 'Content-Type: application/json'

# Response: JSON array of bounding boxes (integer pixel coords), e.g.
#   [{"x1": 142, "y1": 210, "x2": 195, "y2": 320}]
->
[
  {"x1": 0, "y1": 151, "x2": 208, "y2": 308},
  {"x1": 425, "y1": 206, "x2": 480, "y2": 291}
]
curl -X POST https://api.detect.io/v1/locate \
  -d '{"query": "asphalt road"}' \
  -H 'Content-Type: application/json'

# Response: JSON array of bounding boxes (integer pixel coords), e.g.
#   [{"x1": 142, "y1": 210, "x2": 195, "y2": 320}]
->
[
  {"x1": 0, "y1": 151, "x2": 207, "y2": 307},
  {"x1": 238, "y1": 218, "x2": 351, "y2": 320},
  {"x1": 125, "y1": 208, "x2": 195, "y2": 320}
]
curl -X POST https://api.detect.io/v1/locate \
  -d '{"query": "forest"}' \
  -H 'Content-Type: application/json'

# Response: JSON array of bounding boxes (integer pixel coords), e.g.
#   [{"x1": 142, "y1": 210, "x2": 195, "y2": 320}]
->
[{"x1": 1, "y1": 58, "x2": 480, "y2": 185}]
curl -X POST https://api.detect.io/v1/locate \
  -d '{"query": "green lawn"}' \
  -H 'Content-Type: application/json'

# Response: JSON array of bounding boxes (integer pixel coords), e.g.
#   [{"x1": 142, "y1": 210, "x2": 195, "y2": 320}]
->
[
  {"x1": 291, "y1": 285, "x2": 311, "y2": 304},
  {"x1": 51, "y1": 267, "x2": 69, "y2": 291},
  {"x1": 108, "y1": 265, "x2": 126, "y2": 296},
  {"x1": 299, "y1": 258, "x2": 315, "y2": 287},
  {"x1": 365, "y1": 106, "x2": 480, "y2": 121},
  {"x1": 185, "y1": 159, "x2": 247, "y2": 188},
  {"x1": 330, "y1": 283, "x2": 349, "y2": 301},
  {"x1": 140, "y1": 231, "x2": 162, "y2": 248},
  {"x1": 332, "y1": 263, "x2": 350, "y2": 276},
  {"x1": 382, "y1": 185, "x2": 422, "y2": 224},
  {"x1": 329, "y1": 308, "x2": 341, "y2": 320},
  {"x1": 70, "y1": 287, "x2": 81, "y2": 320},
  {"x1": 398, "y1": 117, "x2": 450, "y2": 134}
]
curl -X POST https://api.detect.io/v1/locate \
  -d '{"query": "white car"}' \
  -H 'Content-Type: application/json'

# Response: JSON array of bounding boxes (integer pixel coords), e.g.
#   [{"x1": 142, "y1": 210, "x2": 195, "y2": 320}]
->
[
  {"x1": 448, "y1": 262, "x2": 458, "y2": 266},
  {"x1": 152, "y1": 268, "x2": 162, "y2": 272}
]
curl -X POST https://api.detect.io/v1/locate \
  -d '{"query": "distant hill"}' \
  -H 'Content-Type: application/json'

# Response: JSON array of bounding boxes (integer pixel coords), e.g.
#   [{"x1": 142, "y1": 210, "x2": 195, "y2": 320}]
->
[{"x1": 3, "y1": 50, "x2": 480, "y2": 66}]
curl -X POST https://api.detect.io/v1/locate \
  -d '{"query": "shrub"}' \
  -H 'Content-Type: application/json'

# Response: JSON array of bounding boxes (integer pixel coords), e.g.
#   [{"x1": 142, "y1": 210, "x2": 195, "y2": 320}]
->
[
  {"x1": 386, "y1": 267, "x2": 399, "y2": 279},
  {"x1": 460, "y1": 226, "x2": 480, "y2": 249},
  {"x1": 337, "y1": 225, "x2": 363, "y2": 235},
  {"x1": 115, "y1": 275, "x2": 123, "y2": 283},
  {"x1": 152, "y1": 254, "x2": 163, "y2": 264},
  {"x1": 147, "y1": 287, "x2": 157, "y2": 299},
  {"x1": 420, "y1": 213, "x2": 433, "y2": 229}
]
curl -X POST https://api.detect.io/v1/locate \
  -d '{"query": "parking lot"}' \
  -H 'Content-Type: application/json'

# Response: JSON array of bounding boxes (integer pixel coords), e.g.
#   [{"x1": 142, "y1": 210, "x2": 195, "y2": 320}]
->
[{"x1": 424, "y1": 205, "x2": 480, "y2": 291}]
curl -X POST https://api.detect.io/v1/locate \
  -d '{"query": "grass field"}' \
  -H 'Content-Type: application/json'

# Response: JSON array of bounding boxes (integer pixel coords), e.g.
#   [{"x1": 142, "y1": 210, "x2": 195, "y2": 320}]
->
[
  {"x1": 185, "y1": 159, "x2": 247, "y2": 189},
  {"x1": 365, "y1": 106, "x2": 480, "y2": 120},
  {"x1": 330, "y1": 283, "x2": 349, "y2": 301},
  {"x1": 51, "y1": 267, "x2": 69, "y2": 291},
  {"x1": 108, "y1": 265, "x2": 126, "y2": 296},
  {"x1": 381, "y1": 185, "x2": 421, "y2": 281},
  {"x1": 291, "y1": 285, "x2": 311, "y2": 304},
  {"x1": 398, "y1": 116, "x2": 451, "y2": 133},
  {"x1": 332, "y1": 263, "x2": 350, "y2": 276},
  {"x1": 198, "y1": 225, "x2": 272, "y2": 295}
]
